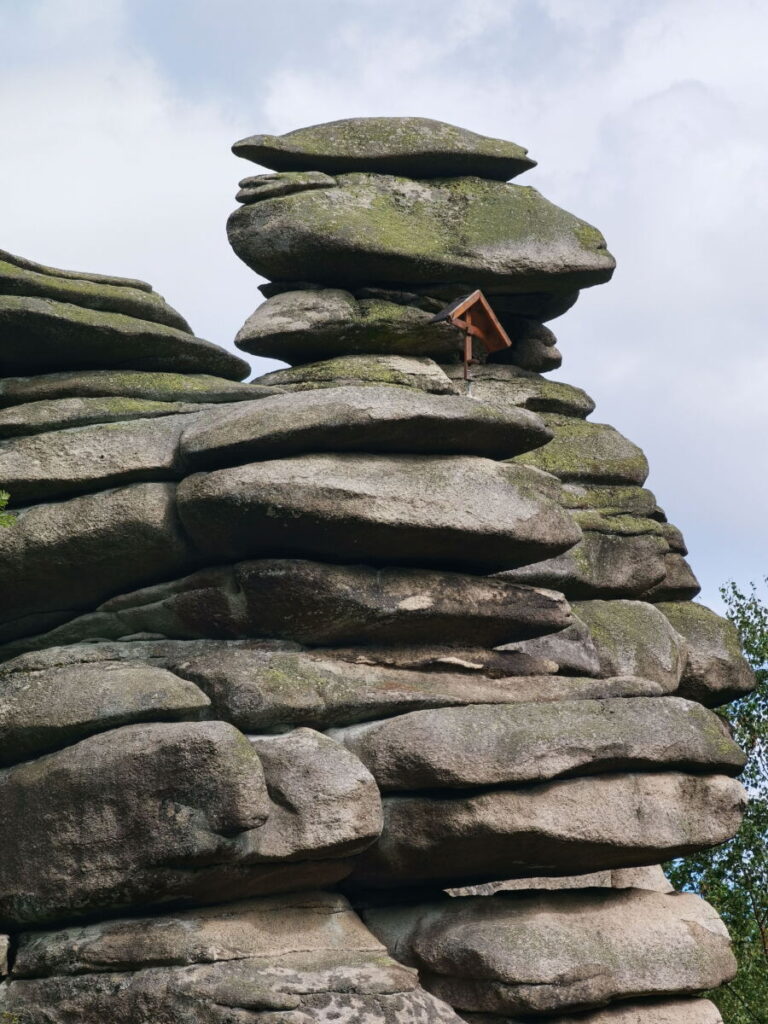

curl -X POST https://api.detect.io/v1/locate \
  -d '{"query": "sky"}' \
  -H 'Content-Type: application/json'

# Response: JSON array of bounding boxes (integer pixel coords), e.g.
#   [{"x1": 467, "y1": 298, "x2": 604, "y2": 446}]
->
[{"x1": 1, "y1": 0, "x2": 766, "y2": 610}]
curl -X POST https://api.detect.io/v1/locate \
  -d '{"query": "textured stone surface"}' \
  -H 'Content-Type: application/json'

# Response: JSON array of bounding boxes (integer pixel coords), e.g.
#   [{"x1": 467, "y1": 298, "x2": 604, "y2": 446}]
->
[
  {"x1": 0, "y1": 395, "x2": 217, "y2": 438},
  {"x1": 236, "y1": 169, "x2": 337, "y2": 203},
  {"x1": 256, "y1": 354, "x2": 459, "y2": 394},
  {"x1": 0, "y1": 295, "x2": 249, "y2": 378},
  {"x1": 177, "y1": 455, "x2": 582, "y2": 572},
  {"x1": 0, "y1": 369, "x2": 260, "y2": 408},
  {"x1": 363, "y1": 889, "x2": 736, "y2": 1016},
  {"x1": 445, "y1": 363, "x2": 595, "y2": 417},
  {"x1": 235, "y1": 289, "x2": 462, "y2": 362},
  {"x1": 0, "y1": 660, "x2": 209, "y2": 765},
  {"x1": 502, "y1": 335, "x2": 562, "y2": 372},
  {"x1": 515, "y1": 414, "x2": 649, "y2": 485},
  {"x1": 0, "y1": 482, "x2": 194, "y2": 645},
  {"x1": 459, "y1": 998, "x2": 724, "y2": 1024},
  {"x1": 644, "y1": 553, "x2": 702, "y2": 601},
  {"x1": 451, "y1": 864, "x2": 675, "y2": 897},
  {"x1": 659, "y1": 601, "x2": 755, "y2": 706},
  {"x1": 499, "y1": 618, "x2": 601, "y2": 676},
  {"x1": 331, "y1": 697, "x2": 744, "y2": 791},
  {"x1": 233, "y1": 116, "x2": 536, "y2": 179},
  {"x1": 227, "y1": 174, "x2": 614, "y2": 295},
  {"x1": 348, "y1": 772, "x2": 746, "y2": 887},
  {"x1": 181, "y1": 385, "x2": 552, "y2": 469},
  {"x1": 5, "y1": 560, "x2": 571, "y2": 654},
  {"x1": 573, "y1": 600, "x2": 688, "y2": 689},
  {"x1": 0, "y1": 412, "x2": 192, "y2": 503}
]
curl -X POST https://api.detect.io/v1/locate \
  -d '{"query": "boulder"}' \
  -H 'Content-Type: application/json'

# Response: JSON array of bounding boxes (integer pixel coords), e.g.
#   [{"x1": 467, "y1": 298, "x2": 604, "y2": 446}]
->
[
  {"x1": 330, "y1": 697, "x2": 744, "y2": 791},
  {"x1": 236, "y1": 169, "x2": 337, "y2": 202},
  {"x1": 177, "y1": 455, "x2": 583, "y2": 573},
  {"x1": 255, "y1": 354, "x2": 459, "y2": 394},
  {"x1": 559, "y1": 482, "x2": 660, "y2": 517},
  {"x1": 500, "y1": 530, "x2": 669, "y2": 600},
  {"x1": 180, "y1": 386, "x2": 553, "y2": 469},
  {"x1": 0, "y1": 660, "x2": 209, "y2": 765},
  {"x1": 3, "y1": 559, "x2": 572, "y2": 653},
  {"x1": 363, "y1": 889, "x2": 735, "y2": 1016},
  {"x1": 347, "y1": 772, "x2": 746, "y2": 887},
  {"x1": 501, "y1": 336, "x2": 562, "y2": 372},
  {"x1": 451, "y1": 864, "x2": 674, "y2": 897},
  {"x1": 499, "y1": 618, "x2": 602, "y2": 676},
  {"x1": 444, "y1": 363, "x2": 595, "y2": 418},
  {"x1": 4, "y1": 893, "x2": 463, "y2": 1023},
  {"x1": 0, "y1": 295, "x2": 249, "y2": 379},
  {"x1": 572, "y1": 600, "x2": 688, "y2": 689},
  {"x1": 0, "y1": 482, "x2": 195, "y2": 645},
  {"x1": 658, "y1": 601, "x2": 755, "y2": 706},
  {"x1": 514, "y1": 415, "x2": 649, "y2": 485},
  {"x1": 0, "y1": 413, "x2": 192, "y2": 504},
  {"x1": 232, "y1": 116, "x2": 536, "y2": 180},
  {"x1": 0, "y1": 252, "x2": 190, "y2": 330},
  {"x1": 459, "y1": 998, "x2": 724, "y2": 1024},
  {"x1": 0, "y1": 369, "x2": 260, "y2": 408},
  {"x1": 643, "y1": 554, "x2": 702, "y2": 601},
  {"x1": 0, "y1": 395, "x2": 219, "y2": 438},
  {"x1": 0, "y1": 721, "x2": 270, "y2": 927},
  {"x1": 234, "y1": 289, "x2": 462, "y2": 363},
  {"x1": 227, "y1": 174, "x2": 614, "y2": 295}
]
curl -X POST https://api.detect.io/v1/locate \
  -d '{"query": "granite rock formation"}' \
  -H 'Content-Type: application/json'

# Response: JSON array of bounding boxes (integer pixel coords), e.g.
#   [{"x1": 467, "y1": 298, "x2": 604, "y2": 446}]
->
[{"x1": 0, "y1": 117, "x2": 753, "y2": 1024}]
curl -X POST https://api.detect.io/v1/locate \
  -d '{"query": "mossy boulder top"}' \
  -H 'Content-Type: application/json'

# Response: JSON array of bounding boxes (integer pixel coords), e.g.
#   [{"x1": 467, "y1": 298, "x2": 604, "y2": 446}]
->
[
  {"x1": 232, "y1": 116, "x2": 536, "y2": 180},
  {"x1": 228, "y1": 174, "x2": 615, "y2": 295}
]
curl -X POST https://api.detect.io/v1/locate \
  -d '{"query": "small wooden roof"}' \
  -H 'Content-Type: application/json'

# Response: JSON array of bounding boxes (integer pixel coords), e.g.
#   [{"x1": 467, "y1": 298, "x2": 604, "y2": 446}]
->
[{"x1": 430, "y1": 289, "x2": 512, "y2": 353}]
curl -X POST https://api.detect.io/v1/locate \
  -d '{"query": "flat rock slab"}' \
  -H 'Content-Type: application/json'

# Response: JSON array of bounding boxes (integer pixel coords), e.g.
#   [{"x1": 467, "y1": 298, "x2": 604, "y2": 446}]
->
[
  {"x1": 0, "y1": 255, "x2": 190, "y2": 330},
  {"x1": 236, "y1": 168, "x2": 337, "y2": 203},
  {"x1": 0, "y1": 413, "x2": 193, "y2": 504},
  {"x1": 643, "y1": 553, "x2": 702, "y2": 602},
  {"x1": 445, "y1": 363, "x2": 596, "y2": 418},
  {"x1": 181, "y1": 385, "x2": 552, "y2": 470},
  {"x1": 330, "y1": 696, "x2": 744, "y2": 791},
  {"x1": 347, "y1": 771, "x2": 746, "y2": 887},
  {"x1": 177, "y1": 454, "x2": 582, "y2": 573},
  {"x1": 461, "y1": 997, "x2": 724, "y2": 1024},
  {"x1": 658, "y1": 601, "x2": 755, "y2": 706},
  {"x1": 0, "y1": 369, "x2": 261, "y2": 408},
  {"x1": 255, "y1": 354, "x2": 459, "y2": 394},
  {"x1": 572, "y1": 599, "x2": 688, "y2": 689},
  {"x1": 236, "y1": 289, "x2": 463, "y2": 363},
  {"x1": 0, "y1": 661, "x2": 209, "y2": 765},
  {"x1": 0, "y1": 395, "x2": 219, "y2": 438},
  {"x1": 560, "y1": 482, "x2": 660, "y2": 518},
  {"x1": 500, "y1": 618, "x2": 602, "y2": 676},
  {"x1": 0, "y1": 721, "x2": 270, "y2": 927},
  {"x1": 227, "y1": 174, "x2": 614, "y2": 294},
  {"x1": 7, "y1": 559, "x2": 571, "y2": 653},
  {"x1": 363, "y1": 889, "x2": 735, "y2": 1016},
  {"x1": 0, "y1": 295, "x2": 249, "y2": 379},
  {"x1": 233, "y1": 116, "x2": 536, "y2": 179},
  {"x1": 514, "y1": 415, "x2": 649, "y2": 485},
  {"x1": 0, "y1": 482, "x2": 194, "y2": 644}
]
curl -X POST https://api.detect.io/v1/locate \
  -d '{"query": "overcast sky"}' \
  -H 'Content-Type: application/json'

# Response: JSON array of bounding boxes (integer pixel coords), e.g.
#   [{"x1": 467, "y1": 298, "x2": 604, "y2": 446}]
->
[{"x1": 1, "y1": 0, "x2": 766, "y2": 610}]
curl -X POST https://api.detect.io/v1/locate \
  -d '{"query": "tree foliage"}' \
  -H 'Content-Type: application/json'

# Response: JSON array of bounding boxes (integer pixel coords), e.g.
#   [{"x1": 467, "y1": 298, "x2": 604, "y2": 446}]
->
[
  {"x1": 0, "y1": 490, "x2": 13, "y2": 527},
  {"x1": 667, "y1": 580, "x2": 768, "y2": 1023}
]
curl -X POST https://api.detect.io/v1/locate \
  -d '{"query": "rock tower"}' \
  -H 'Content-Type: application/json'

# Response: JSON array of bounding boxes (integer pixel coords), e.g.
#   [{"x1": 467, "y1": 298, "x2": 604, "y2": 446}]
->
[{"x1": 0, "y1": 117, "x2": 754, "y2": 1023}]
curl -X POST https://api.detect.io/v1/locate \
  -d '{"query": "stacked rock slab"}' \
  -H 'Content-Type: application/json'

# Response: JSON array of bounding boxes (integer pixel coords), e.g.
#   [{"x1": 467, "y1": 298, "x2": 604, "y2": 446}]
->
[{"x1": 0, "y1": 118, "x2": 753, "y2": 1024}]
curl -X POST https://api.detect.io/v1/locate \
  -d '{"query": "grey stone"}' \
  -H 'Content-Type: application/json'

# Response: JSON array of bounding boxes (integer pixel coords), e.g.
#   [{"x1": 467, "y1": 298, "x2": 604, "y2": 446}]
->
[
  {"x1": 0, "y1": 253, "x2": 190, "y2": 330},
  {"x1": 0, "y1": 246, "x2": 153, "y2": 290},
  {"x1": 3, "y1": 559, "x2": 572, "y2": 654},
  {"x1": 347, "y1": 772, "x2": 746, "y2": 887},
  {"x1": 499, "y1": 618, "x2": 601, "y2": 676},
  {"x1": 363, "y1": 889, "x2": 735, "y2": 1016},
  {"x1": 450, "y1": 864, "x2": 674, "y2": 897},
  {"x1": 559, "y1": 482, "x2": 660, "y2": 517},
  {"x1": 0, "y1": 412, "x2": 193, "y2": 504},
  {"x1": 658, "y1": 601, "x2": 756, "y2": 706},
  {"x1": 255, "y1": 354, "x2": 459, "y2": 394},
  {"x1": 329, "y1": 697, "x2": 744, "y2": 791},
  {"x1": 0, "y1": 482, "x2": 195, "y2": 645},
  {"x1": 236, "y1": 169, "x2": 337, "y2": 203},
  {"x1": 180, "y1": 386, "x2": 553, "y2": 470},
  {"x1": 0, "y1": 395, "x2": 220, "y2": 438},
  {"x1": 233, "y1": 116, "x2": 535, "y2": 180},
  {"x1": 0, "y1": 660, "x2": 209, "y2": 765},
  {"x1": 0, "y1": 936, "x2": 7, "y2": 977},
  {"x1": 244, "y1": 729, "x2": 382, "y2": 861},
  {"x1": 514, "y1": 414, "x2": 649, "y2": 485},
  {"x1": 235, "y1": 289, "x2": 462, "y2": 363},
  {"x1": 444, "y1": 363, "x2": 595, "y2": 418},
  {"x1": 0, "y1": 721, "x2": 270, "y2": 927},
  {"x1": 177, "y1": 455, "x2": 583, "y2": 573},
  {"x1": 643, "y1": 554, "x2": 702, "y2": 601},
  {"x1": 227, "y1": 174, "x2": 614, "y2": 295},
  {"x1": 572, "y1": 600, "x2": 688, "y2": 689},
  {"x1": 0, "y1": 369, "x2": 261, "y2": 408},
  {"x1": 501, "y1": 336, "x2": 562, "y2": 372},
  {"x1": 320, "y1": 644, "x2": 556, "y2": 677},
  {"x1": 429, "y1": 998, "x2": 724, "y2": 1024},
  {"x1": 500, "y1": 530, "x2": 669, "y2": 600},
  {"x1": 0, "y1": 295, "x2": 249, "y2": 379}
]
